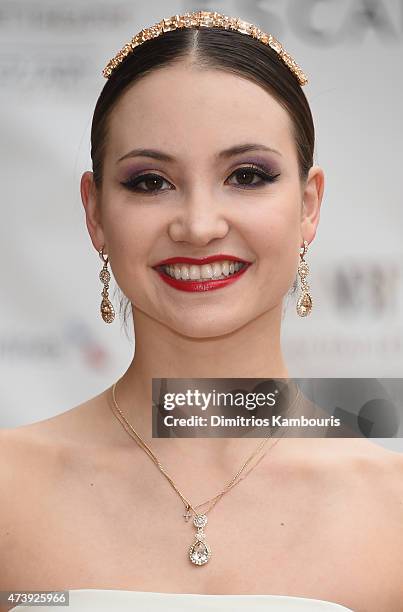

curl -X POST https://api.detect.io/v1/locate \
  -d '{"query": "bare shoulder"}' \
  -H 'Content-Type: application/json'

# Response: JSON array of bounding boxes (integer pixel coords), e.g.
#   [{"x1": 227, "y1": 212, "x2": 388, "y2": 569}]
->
[
  {"x1": 354, "y1": 440, "x2": 403, "y2": 594},
  {"x1": 312, "y1": 439, "x2": 403, "y2": 599},
  {"x1": 352, "y1": 438, "x2": 403, "y2": 481},
  {"x1": 0, "y1": 405, "x2": 89, "y2": 514},
  {"x1": 0, "y1": 425, "x2": 61, "y2": 493},
  {"x1": 340, "y1": 440, "x2": 403, "y2": 566},
  {"x1": 309, "y1": 437, "x2": 403, "y2": 521},
  {"x1": 0, "y1": 384, "x2": 125, "y2": 499},
  {"x1": 0, "y1": 386, "x2": 114, "y2": 458},
  {"x1": 0, "y1": 425, "x2": 60, "y2": 592},
  {"x1": 362, "y1": 440, "x2": 403, "y2": 510},
  {"x1": 0, "y1": 389, "x2": 113, "y2": 531},
  {"x1": 336, "y1": 437, "x2": 403, "y2": 490}
]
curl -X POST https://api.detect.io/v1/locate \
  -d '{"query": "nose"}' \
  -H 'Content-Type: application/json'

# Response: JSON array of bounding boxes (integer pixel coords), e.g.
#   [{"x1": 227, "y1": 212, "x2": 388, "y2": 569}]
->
[{"x1": 168, "y1": 187, "x2": 230, "y2": 246}]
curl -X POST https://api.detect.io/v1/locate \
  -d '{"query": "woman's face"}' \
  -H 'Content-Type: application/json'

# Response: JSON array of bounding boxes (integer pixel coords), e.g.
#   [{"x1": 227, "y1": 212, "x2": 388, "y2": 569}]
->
[{"x1": 82, "y1": 61, "x2": 323, "y2": 338}]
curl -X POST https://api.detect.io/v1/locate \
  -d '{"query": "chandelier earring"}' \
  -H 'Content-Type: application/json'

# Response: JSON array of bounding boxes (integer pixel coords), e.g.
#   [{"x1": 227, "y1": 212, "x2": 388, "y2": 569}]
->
[
  {"x1": 296, "y1": 240, "x2": 313, "y2": 317},
  {"x1": 99, "y1": 246, "x2": 115, "y2": 324}
]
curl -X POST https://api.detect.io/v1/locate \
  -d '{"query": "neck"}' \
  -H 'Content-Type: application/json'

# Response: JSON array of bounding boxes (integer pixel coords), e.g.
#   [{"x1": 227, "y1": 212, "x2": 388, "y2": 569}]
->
[{"x1": 109, "y1": 304, "x2": 290, "y2": 460}]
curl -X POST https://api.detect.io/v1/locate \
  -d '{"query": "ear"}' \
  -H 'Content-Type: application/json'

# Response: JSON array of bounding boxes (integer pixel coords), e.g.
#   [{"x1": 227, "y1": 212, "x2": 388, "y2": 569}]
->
[
  {"x1": 80, "y1": 171, "x2": 106, "y2": 252},
  {"x1": 300, "y1": 165, "x2": 325, "y2": 244}
]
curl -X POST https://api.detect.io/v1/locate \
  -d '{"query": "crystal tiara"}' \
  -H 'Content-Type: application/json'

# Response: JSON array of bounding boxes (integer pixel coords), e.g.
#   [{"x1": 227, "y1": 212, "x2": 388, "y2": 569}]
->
[{"x1": 102, "y1": 10, "x2": 308, "y2": 86}]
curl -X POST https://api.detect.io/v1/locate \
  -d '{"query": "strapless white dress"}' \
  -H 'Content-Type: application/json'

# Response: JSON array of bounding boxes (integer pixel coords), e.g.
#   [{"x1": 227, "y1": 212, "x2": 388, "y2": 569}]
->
[{"x1": 10, "y1": 589, "x2": 355, "y2": 611}]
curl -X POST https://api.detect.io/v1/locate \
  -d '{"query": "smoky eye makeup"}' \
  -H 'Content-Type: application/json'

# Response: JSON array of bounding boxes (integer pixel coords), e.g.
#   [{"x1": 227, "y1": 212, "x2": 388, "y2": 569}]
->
[
  {"x1": 118, "y1": 157, "x2": 282, "y2": 193},
  {"x1": 230, "y1": 156, "x2": 282, "y2": 175},
  {"x1": 228, "y1": 157, "x2": 282, "y2": 180}
]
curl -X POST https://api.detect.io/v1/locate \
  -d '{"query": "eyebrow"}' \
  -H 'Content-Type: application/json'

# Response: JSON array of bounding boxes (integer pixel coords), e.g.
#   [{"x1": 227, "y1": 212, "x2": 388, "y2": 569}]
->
[{"x1": 117, "y1": 143, "x2": 282, "y2": 164}]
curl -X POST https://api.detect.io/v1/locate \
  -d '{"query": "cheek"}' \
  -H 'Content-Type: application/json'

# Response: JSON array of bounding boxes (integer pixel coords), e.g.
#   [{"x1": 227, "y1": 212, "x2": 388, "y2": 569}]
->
[
  {"x1": 245, "y1": 198, "x2": 300, "y2": 294},
  {"x1": 101, "y1": 206, "x2": 158, "y2": 295},
  {"x1": 103, "y1": 204, "x2": 156, "y2": 256},
  {"x1": 245, "y1": 194, "x2": 300, "y2": 254}
]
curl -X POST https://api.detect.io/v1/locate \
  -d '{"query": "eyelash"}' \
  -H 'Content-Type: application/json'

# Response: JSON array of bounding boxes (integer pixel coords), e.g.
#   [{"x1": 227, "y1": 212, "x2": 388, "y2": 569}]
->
[{"x1": 121, "y1": 164, "x2": 281, "y2": 194}]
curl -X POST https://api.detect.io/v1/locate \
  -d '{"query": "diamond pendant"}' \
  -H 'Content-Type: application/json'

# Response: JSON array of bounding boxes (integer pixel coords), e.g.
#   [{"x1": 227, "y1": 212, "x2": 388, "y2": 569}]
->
[{"x1": 188, "y1": 514, "x2": 212, "y2": 566}]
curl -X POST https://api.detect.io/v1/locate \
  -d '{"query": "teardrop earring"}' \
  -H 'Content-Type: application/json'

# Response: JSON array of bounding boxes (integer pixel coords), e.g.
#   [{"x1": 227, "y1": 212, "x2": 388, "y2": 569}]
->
[
  {"x1": 296, "y1": 240, "x2": 313, "y2": 317},
  {"x1": 99, "y1": 246, "x2": 115, "y2": 323}
]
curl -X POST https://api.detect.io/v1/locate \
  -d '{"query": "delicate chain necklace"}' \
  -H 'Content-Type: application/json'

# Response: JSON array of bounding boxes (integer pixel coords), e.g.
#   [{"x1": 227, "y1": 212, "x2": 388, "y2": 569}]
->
[{"x1": 109, "y1": 378, "x2": 301, "y2": 566}]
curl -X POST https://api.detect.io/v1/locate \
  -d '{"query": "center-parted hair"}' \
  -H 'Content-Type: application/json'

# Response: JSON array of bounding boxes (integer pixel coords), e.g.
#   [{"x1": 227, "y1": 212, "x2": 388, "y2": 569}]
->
[
  {"x1": 91, "y1": 27, "x2": 315, "y2": 189},
  {"x1": 89, "y1": 26, "x2": 315, "y2": 328}
]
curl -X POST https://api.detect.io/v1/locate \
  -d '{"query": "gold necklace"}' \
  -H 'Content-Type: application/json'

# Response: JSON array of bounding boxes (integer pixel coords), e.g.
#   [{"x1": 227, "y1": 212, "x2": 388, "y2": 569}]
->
[{"x1": 109, "y1": 378, "x2": 301, "y2": 566}]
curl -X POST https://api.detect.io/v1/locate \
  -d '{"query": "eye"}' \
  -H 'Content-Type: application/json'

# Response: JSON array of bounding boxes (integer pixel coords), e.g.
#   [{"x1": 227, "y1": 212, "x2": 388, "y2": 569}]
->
[
  {"x1": 121, "y1": 164, "x2": 281, "y2": 195},
  {"x1": 121, "y1": 173, "x2": 173, "y2": 194},
  {"x1": 226, "y1": 165, "x2": 281, "y2": 189}
]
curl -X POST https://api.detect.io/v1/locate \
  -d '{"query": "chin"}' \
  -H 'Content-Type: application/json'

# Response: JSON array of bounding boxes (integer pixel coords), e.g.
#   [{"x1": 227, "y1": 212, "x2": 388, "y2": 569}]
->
[{"x1": 168, "y1": 316, "x2": 248, "y2": 339}]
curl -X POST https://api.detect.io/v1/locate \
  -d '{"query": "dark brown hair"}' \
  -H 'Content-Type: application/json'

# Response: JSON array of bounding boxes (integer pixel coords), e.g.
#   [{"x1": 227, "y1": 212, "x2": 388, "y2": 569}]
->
[
  {"x1": 92, "y1": 28, "x2": 314, "y2": 186},
  {"x1": 90, "y1": 27, "x2": 314, "y2": 329}
]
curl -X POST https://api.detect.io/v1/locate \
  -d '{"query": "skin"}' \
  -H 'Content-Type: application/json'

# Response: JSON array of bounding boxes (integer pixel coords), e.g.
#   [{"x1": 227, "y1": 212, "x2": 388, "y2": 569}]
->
[
  {"x1": 1, "y1": 61, "x2": 402, "y2": 611},
  {"x1": 80, "y1": 60, "x2": 324, "y2": 461}
]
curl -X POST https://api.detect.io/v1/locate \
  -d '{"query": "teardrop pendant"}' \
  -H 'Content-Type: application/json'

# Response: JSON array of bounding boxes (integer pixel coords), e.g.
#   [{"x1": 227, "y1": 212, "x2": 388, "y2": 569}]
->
[
  {"x1": 100, "y1": 297, "x2": 115, "y2": 323},
  {"x1": 188, "y1": 514, "x2": 212, "y2": 566},
  {"x1": 296, "y1": 291, "x2": 313, "y2": 317}
]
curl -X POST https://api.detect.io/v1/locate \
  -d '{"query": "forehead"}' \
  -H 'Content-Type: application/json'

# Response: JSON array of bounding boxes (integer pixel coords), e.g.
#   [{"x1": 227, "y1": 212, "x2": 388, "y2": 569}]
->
[{"x1": 107, "y1": 63, "x2": 294, "y2": 161}]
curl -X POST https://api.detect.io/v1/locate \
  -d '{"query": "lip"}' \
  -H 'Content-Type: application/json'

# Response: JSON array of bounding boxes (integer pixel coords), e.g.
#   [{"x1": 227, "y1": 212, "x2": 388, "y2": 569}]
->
[
  {"x1": 154, "y1": 254, "x2": 252, "y2": 266},
  {"x1": 153, "y1": 261, "x2": 252, "y2": 293}
]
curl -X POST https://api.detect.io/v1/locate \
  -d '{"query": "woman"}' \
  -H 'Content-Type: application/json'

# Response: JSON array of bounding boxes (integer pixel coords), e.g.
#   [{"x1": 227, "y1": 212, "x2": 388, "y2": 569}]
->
[{"x1": 1, "y1": 10, "x2": 402, "y2": 612}]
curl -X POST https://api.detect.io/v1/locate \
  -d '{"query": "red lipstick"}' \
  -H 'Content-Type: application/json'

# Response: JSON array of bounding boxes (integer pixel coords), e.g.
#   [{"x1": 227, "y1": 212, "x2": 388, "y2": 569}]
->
[
  {"x1": 153, "y1": 255, "x2": 252, "y2": 293},
  {"x1": 154, "y1": 254, "x2": 251, "y2": 266}
]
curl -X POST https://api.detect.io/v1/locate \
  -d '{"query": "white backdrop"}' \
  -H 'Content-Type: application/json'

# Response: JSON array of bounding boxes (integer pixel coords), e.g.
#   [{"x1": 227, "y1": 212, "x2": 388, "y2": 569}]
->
[{"x1": 0, "y1": 0, "x2": 402, "y2": 451}]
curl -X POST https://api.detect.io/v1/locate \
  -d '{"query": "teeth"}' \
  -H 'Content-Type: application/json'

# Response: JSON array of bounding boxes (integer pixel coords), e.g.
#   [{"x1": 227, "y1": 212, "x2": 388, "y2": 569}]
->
[
  {"x1": 212, "y1": 262, "x2": 222, "y2": 278},
  {"x1": 200, "y1": 264, "x2": 212, "y2": 279},
  {"x1": 222, "y1": 261, "x2": 230, "y2": 276},
  {"x1": 161, "y1": 260, "x2": 247, "y2": 281},
  {"x1": 190, "y1": 265, "x2": 201, "y2": 280}
]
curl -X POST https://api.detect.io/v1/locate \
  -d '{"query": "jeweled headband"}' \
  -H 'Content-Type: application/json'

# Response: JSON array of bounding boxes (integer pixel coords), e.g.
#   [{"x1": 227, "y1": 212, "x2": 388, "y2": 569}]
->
[{"x1": 102, "y1": 10, "x2": 308, "y2": 86}]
